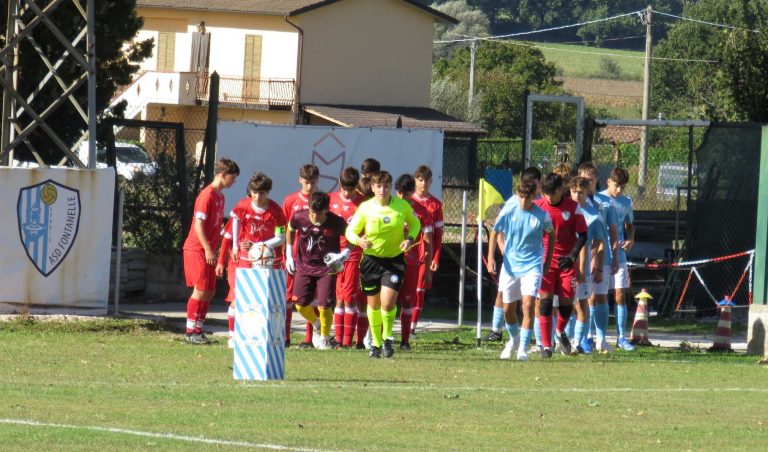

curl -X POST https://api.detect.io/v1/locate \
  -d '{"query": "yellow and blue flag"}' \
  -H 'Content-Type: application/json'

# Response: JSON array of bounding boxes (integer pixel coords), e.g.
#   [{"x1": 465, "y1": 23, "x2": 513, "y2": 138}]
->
[{"x1": 478, "y1": 178, "x2": 505, "y2": 222}]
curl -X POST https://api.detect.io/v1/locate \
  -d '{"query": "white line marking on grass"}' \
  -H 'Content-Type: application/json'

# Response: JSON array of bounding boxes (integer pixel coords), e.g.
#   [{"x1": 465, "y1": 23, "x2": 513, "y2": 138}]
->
[
  {"x1": 241, "y1": 383, "x2": 768, "y2": 394},
  {"x1": 0, "y1": 419, "x2": 333, "y2": 451}
]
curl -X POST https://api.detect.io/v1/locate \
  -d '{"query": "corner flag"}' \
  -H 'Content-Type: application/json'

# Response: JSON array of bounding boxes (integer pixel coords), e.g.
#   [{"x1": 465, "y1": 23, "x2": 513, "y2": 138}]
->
[{"x1": 478, "y1": 178, "x2": 504, "y2": 221}]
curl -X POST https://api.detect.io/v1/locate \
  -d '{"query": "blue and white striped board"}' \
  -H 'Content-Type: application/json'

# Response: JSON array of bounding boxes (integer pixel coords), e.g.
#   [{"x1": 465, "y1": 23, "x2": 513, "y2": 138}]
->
[{"x1": 234, "y1": 268, "x2": 287, "y2": 381}]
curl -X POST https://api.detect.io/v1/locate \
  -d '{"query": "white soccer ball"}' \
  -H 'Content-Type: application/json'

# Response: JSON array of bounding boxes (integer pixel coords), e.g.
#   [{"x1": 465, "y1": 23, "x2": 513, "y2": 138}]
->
[{"x1": 248, "y1": 242, "x2": 274, "y2": 268}]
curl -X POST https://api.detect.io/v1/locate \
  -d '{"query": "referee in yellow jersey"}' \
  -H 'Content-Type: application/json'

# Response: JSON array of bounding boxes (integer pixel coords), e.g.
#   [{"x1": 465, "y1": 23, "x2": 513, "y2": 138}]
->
[{"x1": 346, "y1": 171, "x2": 421, "y2": 358}]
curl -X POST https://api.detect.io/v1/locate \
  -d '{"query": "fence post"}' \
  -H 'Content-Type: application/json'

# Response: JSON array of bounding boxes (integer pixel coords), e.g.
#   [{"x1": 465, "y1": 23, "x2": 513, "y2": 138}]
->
[
  {"x1": 176, "y1": 123, "x2": 190, "y2": 246},
  {"x1": 203, "y1": 71, "x2": 219, "y2": 185}
]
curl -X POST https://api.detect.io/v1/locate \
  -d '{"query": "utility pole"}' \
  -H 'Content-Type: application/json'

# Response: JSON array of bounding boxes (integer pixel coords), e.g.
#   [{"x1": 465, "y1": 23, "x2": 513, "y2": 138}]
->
[
  {"x1": 639, "y1": 5, "x2": 652, "y2": 195},
  {"x1": 469, "y1": 40, "x2": 477, "y2": 110}
]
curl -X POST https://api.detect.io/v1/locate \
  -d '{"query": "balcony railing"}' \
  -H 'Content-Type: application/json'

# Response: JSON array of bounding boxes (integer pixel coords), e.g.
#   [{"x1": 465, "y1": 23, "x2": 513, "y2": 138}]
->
[{"x1": 196, "y1": 73, "x2": 295, "y2": 110}]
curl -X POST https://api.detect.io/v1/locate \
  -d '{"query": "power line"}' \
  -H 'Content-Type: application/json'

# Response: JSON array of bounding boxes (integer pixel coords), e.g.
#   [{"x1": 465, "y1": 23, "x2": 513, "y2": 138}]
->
[
  {"x1": 546, "y1": 34, "x2": 646, "y2": 45},
  {"x1": 653, "y1": 11, "x2": 760, "y2": 33},
  {"x1": 434, "y1": 10, "x2": 645, "y2": 44}
]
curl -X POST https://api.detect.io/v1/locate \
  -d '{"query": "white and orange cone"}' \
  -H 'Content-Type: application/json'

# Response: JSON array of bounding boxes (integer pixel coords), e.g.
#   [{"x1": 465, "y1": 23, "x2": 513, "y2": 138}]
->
[
  {"x1": 709, "y1": 296, "x2": 735, "y2": 352},
  {"x1": 630, "y1": 288, "x2": 653, "y2": 346}
]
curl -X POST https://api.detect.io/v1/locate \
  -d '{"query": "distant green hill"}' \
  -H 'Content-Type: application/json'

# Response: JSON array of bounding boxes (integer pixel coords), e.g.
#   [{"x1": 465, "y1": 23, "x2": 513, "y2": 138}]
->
[{"x1": 525, "y1": 41, "x2": 645, "y2": 80}]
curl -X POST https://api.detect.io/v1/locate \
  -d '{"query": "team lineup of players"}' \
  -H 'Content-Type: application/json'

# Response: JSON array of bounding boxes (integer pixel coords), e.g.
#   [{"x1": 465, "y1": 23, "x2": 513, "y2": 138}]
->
[
  {"x1": 180, "y1": 157, "x2": 635, "y2": 360},
  {"x1": 181, "y1": 157, "x2": 443, "y2": 358}
]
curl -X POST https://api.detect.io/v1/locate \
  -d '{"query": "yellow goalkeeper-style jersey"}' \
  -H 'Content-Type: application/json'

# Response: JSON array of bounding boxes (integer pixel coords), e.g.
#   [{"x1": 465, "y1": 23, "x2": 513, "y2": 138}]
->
[{"x1": 345, "y1": 196, "x2": 421, "y2": 258}]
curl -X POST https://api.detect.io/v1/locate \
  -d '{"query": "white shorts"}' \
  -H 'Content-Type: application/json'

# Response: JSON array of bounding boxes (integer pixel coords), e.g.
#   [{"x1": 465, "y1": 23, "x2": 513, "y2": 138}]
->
[
  {"x1": 498, "y1": 266, "x2": 541, "y2": 303},
  {"x1": 610, "y1": 263, "x2": 630, "y2": 290},
  {"x1": 576, "y1": 281, "x2": 592, "y2": 300},
  {"x1": 592, "y1": 264, "x2": 611, "y2": 296}
]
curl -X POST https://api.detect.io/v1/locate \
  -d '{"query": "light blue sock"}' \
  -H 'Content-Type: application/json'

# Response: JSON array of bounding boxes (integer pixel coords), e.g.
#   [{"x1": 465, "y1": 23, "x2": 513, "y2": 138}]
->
[
  {"x1": 492, "y1": 306, "x2": 504, "y2": 332},
  {"x1": 505, "y1": 322, "x2": 520, "y2": 341},
  {"x1": 595, "y1": 303, "x2": 609, "y2": 342},
  {"x1": 574, "y1": 320, "x2": 587, "y2": 345},
  {"x1": 565, "y1": 313, "x2": 577, "y2": 339},
  {"x1": 616, "y1": 304, "x2": 627, "y2": 339},
  {"x1": 533, "y1": 318, "x2": 542, "y2": 346},
  {"x1": 588, "y1": 305, "x2": 597, "y2": 338},
  {"x1": 520, "y1": 328, "x2": 532, "y2": 351}
]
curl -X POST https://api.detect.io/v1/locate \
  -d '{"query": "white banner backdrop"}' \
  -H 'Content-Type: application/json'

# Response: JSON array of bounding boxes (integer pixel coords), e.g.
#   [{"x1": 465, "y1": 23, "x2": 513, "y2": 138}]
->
[
  {"x1": 0, "y1": 168, "x2": 115, "y2": 314},
  {"x1": 217, "y1": 122, "x2": 443, "y2": 214}
]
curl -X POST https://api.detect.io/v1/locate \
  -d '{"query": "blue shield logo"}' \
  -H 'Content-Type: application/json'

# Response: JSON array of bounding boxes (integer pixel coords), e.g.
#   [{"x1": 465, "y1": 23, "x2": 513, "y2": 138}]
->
[{"x1": 17, "y1": 179, "x2": 81, "y2": 277}]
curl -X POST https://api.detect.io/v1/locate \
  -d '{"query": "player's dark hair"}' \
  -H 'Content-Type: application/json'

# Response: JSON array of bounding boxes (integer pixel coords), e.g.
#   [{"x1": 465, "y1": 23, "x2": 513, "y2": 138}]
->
[
  {"x1": 414, "y1": 165, "x2": 432, "y2": 180},
  {"x1": 569, "y1": 176, "x2": 590, "y2": 191},
  {"x1": 541, "y1": 173, "x2": 563, "y2": 195},
  {"x1": 516, "y1": 179, "x2": 537, "y2": 197},
  {"x1": 309, "y1": 191, "x2": 330, "y2": 212},
  {"x1": 358, "y1": 176, "x2": 373, "y2": 197},
  {"x1": 360, "y1": 158, "x2": 380, "y2": 176},
  {"x1": 395, "y1": 173, "x2": 415, "y2": 193},
  {"x1": 521, "y1": 166, "x2": 542, "y2": 182},
  {"x1": 371, "y1": 171, "x2": 392, "y2": 186},
  {"x1": 248, "y1": 172, "x2": 272, "y2": 194},
  {"x1": 215, "y1": 158, "x2": 240, "y2": 176},
  {"x1": 577, "y1": 161, "x2": 597, "y2": 177},
  {"x1": 553, "y1": 163, "x2": 573, "y2": 185},
  {"x1": 299, "y1": 164, "x2": 319, "y2": 181},
  {"x1": 609, "y1": 167, "x2": 629, "y2": 185},
  {"x1": 339, "y1": 167, "x2": 360, "y2": 190}
]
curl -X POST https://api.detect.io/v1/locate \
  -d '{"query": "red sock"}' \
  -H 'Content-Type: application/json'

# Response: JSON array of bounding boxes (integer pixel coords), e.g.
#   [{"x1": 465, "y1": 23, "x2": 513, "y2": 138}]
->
[
  {"x1": 412, "y1": 289, "x2": 425, "y2": 328},
  {"x1": 227, "y1": 303, "x2": 235, "y2": 338},
  {"x1": 304, "y1": 322, "x2": 313, "y2": 343},
  {"x1": 539, "y1": 315, "x2": 553, "y2": 348},
  {"x1": 333, "y1": 306, "x2": 345, "y2": 344},
  {"x1": 357, "y1": 312, "x2": 369, "y2": 346},
  {"x1": 185, "y1": 297, "x2": 200, "y2": 334},
  {"x1": 285, "y1": 303, "x2": 294, "y2": 344},
  {"x1": 343, "y1": 307, "x2": 358, "y2": 346},
  {"x1": 400, "y1": 308, "x2": 412, "y2": 344}
]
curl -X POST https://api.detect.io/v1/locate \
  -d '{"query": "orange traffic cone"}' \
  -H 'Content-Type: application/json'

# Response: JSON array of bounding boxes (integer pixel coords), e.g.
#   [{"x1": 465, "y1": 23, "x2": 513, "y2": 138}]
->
[
  {"x1": 630, "y1": 288, "x2": 653, "y2": 346},
  {"x1": 709, "y1": 296, "x2": 735, "y2": 352}
]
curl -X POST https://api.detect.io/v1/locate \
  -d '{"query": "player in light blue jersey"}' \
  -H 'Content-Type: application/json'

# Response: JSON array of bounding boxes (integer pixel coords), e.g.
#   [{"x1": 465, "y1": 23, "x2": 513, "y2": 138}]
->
[
  {"x1": 568, "y1": 176, "x2": 605, "y2": 353},
  {"x1": 493, "y1": 179, "x2": 554, "y2": 361},
  {"x1": 578, "y1": 162, "x2": 619, "y2": 353},
  {"x1": 485, "y1": 167, "x2": 542, "y2": 342},
  {"x1": 600, "y1": 167, "x2": 636, "y2": 351}
]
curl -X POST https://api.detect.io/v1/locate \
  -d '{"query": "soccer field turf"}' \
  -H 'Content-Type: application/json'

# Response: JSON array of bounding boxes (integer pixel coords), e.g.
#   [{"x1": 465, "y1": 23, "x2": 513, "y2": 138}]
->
[{"x1": 1, "y1": 318, "x2": 766, "y2": 450}]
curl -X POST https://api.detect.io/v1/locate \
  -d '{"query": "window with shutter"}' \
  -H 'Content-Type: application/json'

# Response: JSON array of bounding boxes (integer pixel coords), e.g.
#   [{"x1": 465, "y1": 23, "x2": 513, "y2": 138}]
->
[
  {"x1": 243, "y1": 35, "x2": 263, "y2": 102},
  {"x1": 157, "y1": 32, "x2": 176, "y2": 72}
]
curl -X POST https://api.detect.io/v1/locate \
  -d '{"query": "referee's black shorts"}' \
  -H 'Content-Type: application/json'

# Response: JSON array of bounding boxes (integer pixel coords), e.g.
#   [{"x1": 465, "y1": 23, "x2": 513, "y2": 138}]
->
[{"x1": 359, "y1": 254, "x2": 406, "y2": 295}]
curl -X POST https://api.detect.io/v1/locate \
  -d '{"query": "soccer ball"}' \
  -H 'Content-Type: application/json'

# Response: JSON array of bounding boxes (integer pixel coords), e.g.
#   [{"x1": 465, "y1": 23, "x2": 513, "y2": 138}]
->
[{"x1": 248, "y1": 242, "x2": 274, "y2": 268}]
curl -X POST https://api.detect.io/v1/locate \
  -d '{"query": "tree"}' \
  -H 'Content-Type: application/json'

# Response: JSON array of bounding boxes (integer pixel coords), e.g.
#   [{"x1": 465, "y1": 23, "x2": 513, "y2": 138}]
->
[
  {"x1": 0, "y1": 0, "x2": 152, "y2": 162},
  {"x1": 651, "y1": 0, "x2": 768, "y2": 121},
  {"x1": 431, "y1": 0, "x2": 491, "y2": 59}
]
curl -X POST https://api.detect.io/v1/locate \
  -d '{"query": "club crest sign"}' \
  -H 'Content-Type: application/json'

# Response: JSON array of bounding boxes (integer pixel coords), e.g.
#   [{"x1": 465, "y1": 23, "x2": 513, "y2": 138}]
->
[{"x1": 17, "y1": 179, "x2": 81, "y2": 277}]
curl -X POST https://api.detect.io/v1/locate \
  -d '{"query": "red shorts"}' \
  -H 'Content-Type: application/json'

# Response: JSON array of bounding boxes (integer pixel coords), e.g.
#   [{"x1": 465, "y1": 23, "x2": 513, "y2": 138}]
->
[
  {"x1": 398, "y1": 264, "x2": 419, "y2": 306},
  {"x1": 286, "y1": 272, "x2": 295, "y2": 303},
  {"x1": 336, "y1": 259, "x2": 362, "y2": 303},
  {"x1": 183, "y1": 249, "x2": 216, "y2": 291},
  {"x1": 539, "y1": 265, "x2": 577, "y2": 299},
  {"x1": 417, "y1": 261, "x2": 432, "y2": 290}
]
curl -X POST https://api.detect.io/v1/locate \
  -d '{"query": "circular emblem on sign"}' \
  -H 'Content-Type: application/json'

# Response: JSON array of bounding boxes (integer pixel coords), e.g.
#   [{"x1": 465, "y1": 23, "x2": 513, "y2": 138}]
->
[
  {"x1": 40, "y1": 183, "x2": 58, "y2": 205},
  {"x1": 383, "y1": 216, "x2": 391, "y2": 224},
  {"x1": 390, "y1": 274, "x2": 399, "y2": 284}
]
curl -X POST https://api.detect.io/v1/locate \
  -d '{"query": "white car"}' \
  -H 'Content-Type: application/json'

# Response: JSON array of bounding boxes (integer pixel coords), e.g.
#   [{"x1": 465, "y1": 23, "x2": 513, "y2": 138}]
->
[{"x1": 78, "y1": 141, "x2": 156, "y2": 180}]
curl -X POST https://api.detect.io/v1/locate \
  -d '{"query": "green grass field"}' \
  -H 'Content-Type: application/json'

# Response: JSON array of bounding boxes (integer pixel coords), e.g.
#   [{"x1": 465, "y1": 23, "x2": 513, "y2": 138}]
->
[
  {"x1": 527, "y1": 41, "x2": 645, "y2": 80},
  {"x1": 1, "y1": 318, "x2": 766, "y2": 450}
]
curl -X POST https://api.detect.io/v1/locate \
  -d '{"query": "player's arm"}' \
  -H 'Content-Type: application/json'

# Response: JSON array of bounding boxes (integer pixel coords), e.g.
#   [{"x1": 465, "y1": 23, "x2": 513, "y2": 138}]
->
[
  {"x1": 578, "y1": 244, "x2": 587, "y2": 283},
  {"x1": 216, "y1": 234, "x2": 231, "y2": 278},
  {"x1": 264, "y1": 225, "x2": 286, "y2": 250},
  {"x1": 346, "y1": 208, "x2": 370, "y2": 249},
  {"x1": 622, "y1": 218, "x2": 635, "y2": 252},
  {"x1": 543, "y1": 229, "x2": 555, "y2": 274},
  {"x1": 487, "y1": 229, "x2": 498, "y2": 275},
  {"x1": 193, "y1": 218, "x2": 215, "y2": 265},
  {"x1": 400, "y1": 206, "x2": 421, "y2": 252},
  {"x1": 285, "y1": 220, "x2": 296, "y2": 274},
  {"x1": 593, "y1": 232, "x2": 606, "y2": 284},
  {"x1": 431, "y1": 203, "x2": 444, "y2": 272}
]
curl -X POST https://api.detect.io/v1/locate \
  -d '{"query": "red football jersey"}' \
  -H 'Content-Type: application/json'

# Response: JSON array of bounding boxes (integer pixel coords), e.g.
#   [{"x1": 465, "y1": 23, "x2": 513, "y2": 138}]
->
[
  {"x1": 282, "y1": 191, "x2": 310, "y2": 224},
  {"x1": 412, "y1": 193, "x2": 443, "y2": 266},
  {"x1": 534, "y1": 196, "x2": 587, "y2": 259},
  {"x1": 183, "y1": 185, "x2": 225, "y2": 252},
  {"x1": 222, "y1": 198, "x2": 287, "y2": 264},
  {"x1": 405, "y1": 200, "x2": 434, "y2": 266},
  {"x1": 329, "y1": 190, "x2": 364, "y2": 260}
]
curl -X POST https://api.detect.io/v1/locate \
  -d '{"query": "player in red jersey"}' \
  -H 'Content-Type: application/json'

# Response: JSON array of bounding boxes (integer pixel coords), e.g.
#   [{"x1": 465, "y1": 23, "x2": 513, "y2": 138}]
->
[
  {"x1": 217, "y1": 173, "x2": 286, "y2": 348},
  {"x1": 533, "y1": 173, "x2": 588, "y2": 358},
  {"x1": 395, "y1": 174, "x2": 433, "y2": 350},
  {"x1": 410, "y1": 165, "x2": 443, "y2": 334},
  {"x1": 182, "y1": 158, "x2": 239, "y2": 345},
  {"x1": 286, "y1": 191, "x2": 350, "y2": 349},
  {"x1": 282, "y1": 164, "x2": 319, "y2": 348},
  {"x1": 356, "y1": 158, "x2": 380, "y2": 199},
  {"x1": 329, "y1": 167, "x2": 366, "y2": 348}
]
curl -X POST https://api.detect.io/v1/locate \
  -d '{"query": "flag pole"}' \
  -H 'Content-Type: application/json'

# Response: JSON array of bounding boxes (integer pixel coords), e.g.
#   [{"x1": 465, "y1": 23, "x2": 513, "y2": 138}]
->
[
  {"x1": 458, "y1": 190, "x2": 467, "y2": 327},
  {"x1": 476, "y1": 182, "x2": 483, "y2": 348}
]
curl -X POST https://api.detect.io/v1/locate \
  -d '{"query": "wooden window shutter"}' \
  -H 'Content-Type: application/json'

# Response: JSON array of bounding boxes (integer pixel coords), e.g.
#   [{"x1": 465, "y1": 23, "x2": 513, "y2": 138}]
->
[
  {"x1": 157, "y1": 32, "x2": 176, "y2": 71},
  {"x1": 243, "y1": 35, "x2": 263, "y2": 101}
]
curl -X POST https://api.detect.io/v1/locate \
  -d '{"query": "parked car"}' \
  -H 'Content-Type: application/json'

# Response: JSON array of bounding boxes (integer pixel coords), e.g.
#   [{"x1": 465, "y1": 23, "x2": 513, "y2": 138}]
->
[{"x1": 78, "y1": 141, "x2": 156, "y2": 180}]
